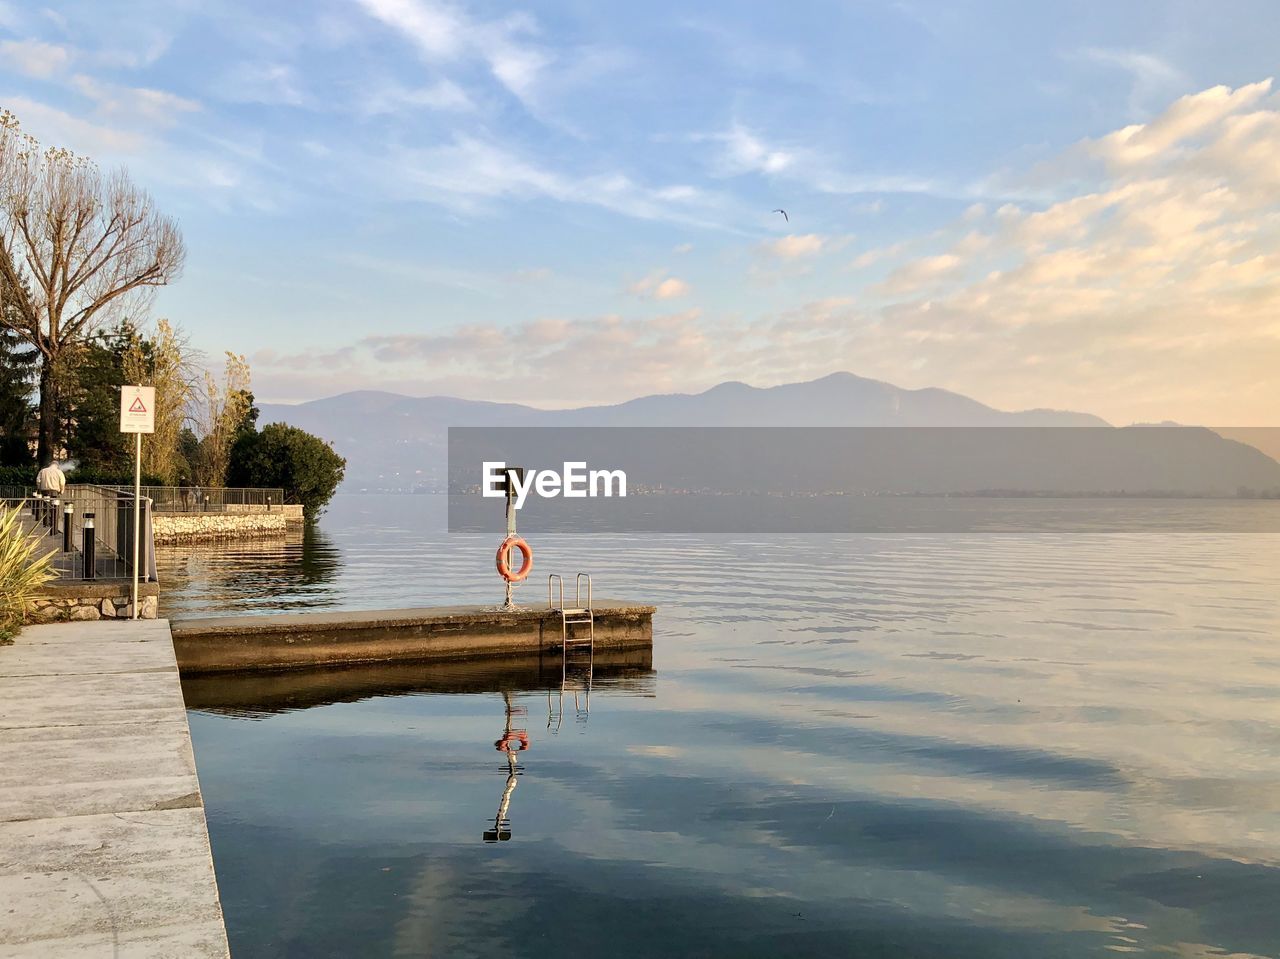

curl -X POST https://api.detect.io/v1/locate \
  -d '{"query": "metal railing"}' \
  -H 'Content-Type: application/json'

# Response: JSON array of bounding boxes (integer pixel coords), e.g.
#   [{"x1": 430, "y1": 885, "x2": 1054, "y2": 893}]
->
[
  {"x1": 1, "y1": 485, "x2": 33, "y2": 503},
  {"x1": 61, "y1": 484, "x2": 158, "y2": 582},
  {"x1": 99, "y1": 485, "x2": 286, "y2": 514}
]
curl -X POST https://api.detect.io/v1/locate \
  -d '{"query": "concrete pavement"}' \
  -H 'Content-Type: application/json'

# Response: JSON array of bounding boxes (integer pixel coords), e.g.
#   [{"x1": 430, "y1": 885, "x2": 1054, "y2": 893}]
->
[{"x1": 0, "y1": 620, "x2": 229, "y2": 958}]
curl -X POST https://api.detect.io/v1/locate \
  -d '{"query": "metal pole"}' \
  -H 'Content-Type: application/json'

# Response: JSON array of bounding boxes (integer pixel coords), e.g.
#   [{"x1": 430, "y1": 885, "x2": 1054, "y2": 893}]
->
[
  {"x1": 132, "y1": 431, "x2": 141, "y2": 619},
  {"x1": 504, "y1": 484, "x2": 516, "y2": 608},
  {"x1": 83, "y1": 512, "x2": 96, "y2": 580}
]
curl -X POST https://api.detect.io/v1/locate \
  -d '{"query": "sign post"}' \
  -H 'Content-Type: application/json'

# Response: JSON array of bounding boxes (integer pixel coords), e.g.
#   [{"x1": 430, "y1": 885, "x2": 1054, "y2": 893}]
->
[{"x1": 119, "y1": 386, "x2": 155, "y2": 620}]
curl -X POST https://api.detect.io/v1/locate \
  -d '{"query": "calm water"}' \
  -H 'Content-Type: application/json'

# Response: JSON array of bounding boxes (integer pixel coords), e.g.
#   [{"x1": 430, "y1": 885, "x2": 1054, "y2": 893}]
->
[{"x1": 168, "y1": 495, "x2": 1280, "y2": 958}]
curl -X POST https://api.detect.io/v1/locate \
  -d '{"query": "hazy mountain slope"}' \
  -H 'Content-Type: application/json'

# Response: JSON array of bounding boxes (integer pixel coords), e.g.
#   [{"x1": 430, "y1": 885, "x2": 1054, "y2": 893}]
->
[{"x1": 256, "y1": 372, "x2": 1280, "y2": 493}]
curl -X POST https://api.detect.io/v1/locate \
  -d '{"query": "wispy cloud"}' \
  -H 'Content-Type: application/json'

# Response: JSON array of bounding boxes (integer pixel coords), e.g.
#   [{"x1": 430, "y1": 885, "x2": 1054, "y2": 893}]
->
[
  {"x1": 0, "y1": 38, "x2": 74, "y2": 78},
  {"x1": 702, "y1": 121, "x2": 940, "y2": 197},
  {"x1": 1073, "y1": 47, "x2": 1188, "y2": 114},
  {"x1": 711, "y1": 123, "x2": 795, "y2": 175},
  {"x1": 388, "y1": 134, "x2": 736, "y2": 227},
  {"x1": 69, "y1": 73, "x2": 200, "y2": 127},
  {"x1": 354, "y1": 0, "x2": 551, "y2": 109},
  {"x1": 629, "y1": 271, "x2": 691, "y2": 300},
  {"x1": 758, "y1": 233, "x2": 828, "y2": 259}
]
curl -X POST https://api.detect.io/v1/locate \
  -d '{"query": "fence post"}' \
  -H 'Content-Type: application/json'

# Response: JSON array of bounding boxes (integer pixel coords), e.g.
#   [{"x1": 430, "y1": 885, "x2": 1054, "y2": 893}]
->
[{"x1": 83, "y1": 512, "x2": 96, "y2": 580}]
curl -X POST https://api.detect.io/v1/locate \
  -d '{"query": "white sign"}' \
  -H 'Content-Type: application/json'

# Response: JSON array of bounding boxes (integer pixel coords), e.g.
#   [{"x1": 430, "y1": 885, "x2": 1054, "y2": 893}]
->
[{"x1": 119, "y1": 385, "x2": 155, "y2": 434}]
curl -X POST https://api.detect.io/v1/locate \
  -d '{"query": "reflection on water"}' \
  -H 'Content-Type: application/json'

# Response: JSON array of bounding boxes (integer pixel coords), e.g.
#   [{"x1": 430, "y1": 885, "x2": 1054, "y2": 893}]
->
[
  {"x1": 179, "y1": 495, "x2": 1280, "y2": 958},
  {"x1": 157, "y1": 523, "x2": 342, "y2": 616}
]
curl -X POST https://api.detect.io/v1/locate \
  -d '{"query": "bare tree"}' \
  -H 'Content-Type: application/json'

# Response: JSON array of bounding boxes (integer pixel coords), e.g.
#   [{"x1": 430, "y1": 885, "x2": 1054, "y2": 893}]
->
[
  {"x1": 195, "y1": 352, "x2": 251, "y2": 488},
  {"x1": 0, "y1": 109, "x2": 185, "y2": 466},
  {"x1": 123, "y1": 319, "x2": 199, "y2": 483}
]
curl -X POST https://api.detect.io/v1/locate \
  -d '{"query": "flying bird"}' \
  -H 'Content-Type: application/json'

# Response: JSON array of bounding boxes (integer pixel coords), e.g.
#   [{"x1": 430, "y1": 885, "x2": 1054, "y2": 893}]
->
[{"x1": 772, "y1": 208, "x2": 789, "y2": 222}]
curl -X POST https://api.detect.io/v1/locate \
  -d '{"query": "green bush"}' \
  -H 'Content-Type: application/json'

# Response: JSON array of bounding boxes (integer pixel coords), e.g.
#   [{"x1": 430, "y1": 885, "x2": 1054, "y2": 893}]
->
[
  {"x1": 228, "y1": 423, "x2": 346, "y2": 521},
  {"x1": 0, "y1": 464, "x2": 33, "y2": 488},
  {"x1": 1, "y1": 502, "x2": 56, "y2": 642}
]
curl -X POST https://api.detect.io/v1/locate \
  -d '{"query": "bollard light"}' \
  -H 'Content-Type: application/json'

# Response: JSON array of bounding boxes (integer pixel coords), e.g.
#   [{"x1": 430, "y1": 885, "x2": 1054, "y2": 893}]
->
[
  {"x1": 83, "y1": 511, "x2": 96, "y2": 580},
  {"x1": 63, "y1": 502, "x2": 74, "y2": 552},
  {"x1": 50, "y1": 498, "x2": 60, "y2": 537}
]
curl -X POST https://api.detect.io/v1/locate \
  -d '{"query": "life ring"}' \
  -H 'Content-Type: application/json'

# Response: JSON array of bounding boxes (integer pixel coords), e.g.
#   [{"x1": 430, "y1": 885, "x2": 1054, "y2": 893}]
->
[
  {"x1": 496, "y1": 536, "x2": 533, "y2": 583},
  {"x1": 495, "y1": 731, "x2": 530, "y2": 752}
]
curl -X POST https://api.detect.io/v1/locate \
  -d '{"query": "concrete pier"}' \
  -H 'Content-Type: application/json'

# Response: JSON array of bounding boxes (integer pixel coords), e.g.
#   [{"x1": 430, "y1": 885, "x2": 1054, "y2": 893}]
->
[
  {"x1": 0, "y1": 621, "x2": 229, "y2": 958},
  {"x1": 170, "y1": 601, "x2": 656, "y2": 674}
]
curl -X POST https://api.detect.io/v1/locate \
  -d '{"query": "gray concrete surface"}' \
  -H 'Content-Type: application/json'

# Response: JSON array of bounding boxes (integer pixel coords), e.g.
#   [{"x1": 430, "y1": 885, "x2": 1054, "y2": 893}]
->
[{"x1": 0, "y1": 620, "x2": 230, "y2": 958}]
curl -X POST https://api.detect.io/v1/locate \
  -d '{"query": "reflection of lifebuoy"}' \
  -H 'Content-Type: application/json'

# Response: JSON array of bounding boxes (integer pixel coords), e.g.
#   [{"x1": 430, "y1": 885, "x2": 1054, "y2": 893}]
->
[
  {"x1": 495, "y1": 731, "x2": 530, "y2": 752},
  {"x1": 496, "y1": 536, "x2": 533, "y2": 582}
]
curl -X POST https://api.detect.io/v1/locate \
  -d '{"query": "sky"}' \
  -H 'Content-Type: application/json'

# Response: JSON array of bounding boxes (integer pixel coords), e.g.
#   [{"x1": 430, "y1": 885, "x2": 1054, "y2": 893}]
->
[{"x1": 1, "y1": 0, "x2": 1278, "y2": 425}]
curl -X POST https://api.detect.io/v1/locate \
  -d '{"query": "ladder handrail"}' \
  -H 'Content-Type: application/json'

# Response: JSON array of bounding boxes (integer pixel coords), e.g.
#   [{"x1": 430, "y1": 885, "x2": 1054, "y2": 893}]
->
[{"x1": 575, "y1": 572, "x2": 592, "y2": 611}]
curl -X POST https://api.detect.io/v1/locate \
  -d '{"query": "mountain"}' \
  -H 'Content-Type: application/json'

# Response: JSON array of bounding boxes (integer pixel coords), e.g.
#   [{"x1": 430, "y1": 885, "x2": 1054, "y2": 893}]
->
[
  {"x1": 257, "y1": 372, "x2": 1110, "y2": 489},
  {"x1": 257, "y1": 372, "x2": 1280, "y2": 496}
]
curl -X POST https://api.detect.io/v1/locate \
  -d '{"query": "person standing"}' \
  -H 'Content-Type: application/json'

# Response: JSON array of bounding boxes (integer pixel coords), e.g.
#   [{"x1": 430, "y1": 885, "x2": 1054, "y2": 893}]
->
[{"x1": 35, "y1": 461, "x2": 66, "y2": 497}]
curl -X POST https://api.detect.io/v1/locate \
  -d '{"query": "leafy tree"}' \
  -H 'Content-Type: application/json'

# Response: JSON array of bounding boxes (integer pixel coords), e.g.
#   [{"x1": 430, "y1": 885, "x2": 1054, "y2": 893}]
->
[
  {"x1": 0, "y1": 109, "x2": 185, "y2": 466},
  {"x1": 61, "y1": 324, "x2": 133, "y2": 477},
  {"x1": 232, "y1": 390, "x2": 259, "y2": 439},
  {"x1": 0, "y1": 324, "x2": 35, "y2": 467},
  {"x1": 228, "y1": 423, "x2": 346, "y2": 520}
]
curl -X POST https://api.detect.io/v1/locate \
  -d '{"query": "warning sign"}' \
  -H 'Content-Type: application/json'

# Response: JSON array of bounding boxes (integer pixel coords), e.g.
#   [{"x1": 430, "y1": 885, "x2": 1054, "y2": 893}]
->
[{"x1": 119, "y1": 385, "x2": 155, "y2": 434}]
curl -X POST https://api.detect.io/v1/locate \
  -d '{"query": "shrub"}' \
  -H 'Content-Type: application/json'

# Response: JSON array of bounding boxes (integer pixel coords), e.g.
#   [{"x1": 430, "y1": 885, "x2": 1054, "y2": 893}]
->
[
  {"x1": 0, "y1": 502, "x2": 56, "y2": 642},
  {"x1": 228, "y1": 423, "x2": 346, "y2": 521},
  {"x1": 0, "y1": 464, "x2": 33, "y2": 489}
]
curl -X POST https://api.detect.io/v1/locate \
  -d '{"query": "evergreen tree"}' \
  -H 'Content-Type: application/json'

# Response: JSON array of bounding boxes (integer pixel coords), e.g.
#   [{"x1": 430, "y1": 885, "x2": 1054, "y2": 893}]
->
[{"x1": 0, "y1": 324, "x2": 36, "y2": 467}]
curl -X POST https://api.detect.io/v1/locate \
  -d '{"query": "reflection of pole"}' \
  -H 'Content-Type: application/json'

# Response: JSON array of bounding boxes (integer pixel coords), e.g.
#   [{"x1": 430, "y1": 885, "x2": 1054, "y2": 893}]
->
[{"x1": 484, "y1": 691, "x2": 526, "y2": 842}]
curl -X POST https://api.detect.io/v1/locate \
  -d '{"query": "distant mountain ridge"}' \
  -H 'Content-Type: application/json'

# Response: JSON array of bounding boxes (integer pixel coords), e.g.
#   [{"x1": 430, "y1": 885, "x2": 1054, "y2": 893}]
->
[{"x1": 258, "y1": 372, "x2": 1112, "y2": 488}]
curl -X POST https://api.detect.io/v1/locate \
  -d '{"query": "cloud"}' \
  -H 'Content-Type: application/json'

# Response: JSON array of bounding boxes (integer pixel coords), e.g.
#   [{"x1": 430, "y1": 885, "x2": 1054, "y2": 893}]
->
[
  {"x1": 355, "y1": 0, "x2": 551, "y2": 108},
  {"x1": 844, "y1": 78, "x2": 1280, "y2": 422},
  {"x1": 702, "y1": 122, "x2": 940, "y2": 197},
  {"x1": 360, "y1": 78, "x2": 473, "y2": 115},
  {"x1": 759, "y1": 233, "x2": 827, "y2": 259},
  {"x1": 629, "y1": 271, "x2": 691, "y2": 300},
  {"x1": 712, "y1": 123, "x2": 795, "y2": 175},
  {"x1": 1088, "y1": 80, "x2": 1273, "y2": 168},
  {"x1": 1074, "y1": 47, "x2": 1188, "y2": 112},
  {"x1": 0, "y1": 38, "x2": 73, "y2": 78},
  {"x1": 69, "y1": 74, "x2": 200, "y2": 127},
  {"x1": 389, "y1": 134, "x2": 731, "y2": 226},
  {"x1": 215, "y1": 62, "x2": 309, "y2": 107}
]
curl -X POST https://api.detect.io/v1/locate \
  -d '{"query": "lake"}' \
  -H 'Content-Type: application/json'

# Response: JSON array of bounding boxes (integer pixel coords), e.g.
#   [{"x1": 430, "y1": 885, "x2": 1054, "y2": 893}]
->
[{"x1": 164, "y1": 494, "x2": 1280, "y2": 958}]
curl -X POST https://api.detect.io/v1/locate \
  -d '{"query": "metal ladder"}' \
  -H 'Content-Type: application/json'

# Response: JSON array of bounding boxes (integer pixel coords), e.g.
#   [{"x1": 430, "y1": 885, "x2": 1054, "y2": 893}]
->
[{"x1": 547, "y1": 573, "x2": 594, "y2": 729}]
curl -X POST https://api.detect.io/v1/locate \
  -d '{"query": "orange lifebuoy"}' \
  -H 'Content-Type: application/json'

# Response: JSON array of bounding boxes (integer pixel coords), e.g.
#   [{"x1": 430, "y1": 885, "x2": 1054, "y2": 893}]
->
[
  {"x1": 496, "y1": 536, "x2": 533, "y2": 583},
  {"x1": 495, "y1": 731, "x2": 530, "y2": 751}
]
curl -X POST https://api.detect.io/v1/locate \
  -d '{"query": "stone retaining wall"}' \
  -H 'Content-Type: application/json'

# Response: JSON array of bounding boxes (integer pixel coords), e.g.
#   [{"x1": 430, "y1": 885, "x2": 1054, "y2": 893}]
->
[
  {"x1": 26, "y1": 581, "x2": 160, "y2": 623},
  {"x1": 153, "y1": 512, "x2": 288, "y2": 543}
]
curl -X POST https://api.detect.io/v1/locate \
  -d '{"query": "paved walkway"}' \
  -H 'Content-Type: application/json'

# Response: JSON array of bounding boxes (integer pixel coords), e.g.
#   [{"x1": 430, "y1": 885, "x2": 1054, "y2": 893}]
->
[{"x1": 0, "y1": 621, "x2": 230, "y2": 958}]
